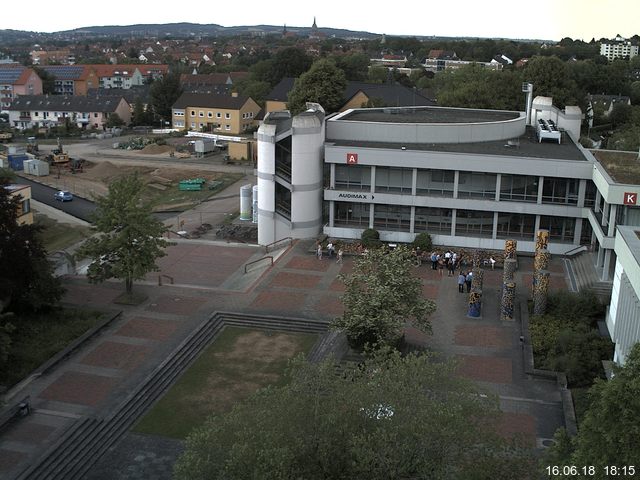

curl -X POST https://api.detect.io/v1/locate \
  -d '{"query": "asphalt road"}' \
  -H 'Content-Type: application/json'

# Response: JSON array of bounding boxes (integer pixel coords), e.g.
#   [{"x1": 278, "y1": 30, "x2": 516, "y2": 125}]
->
[{"x1": 19, "y1": 176, "x2": 97, "y2": 222}]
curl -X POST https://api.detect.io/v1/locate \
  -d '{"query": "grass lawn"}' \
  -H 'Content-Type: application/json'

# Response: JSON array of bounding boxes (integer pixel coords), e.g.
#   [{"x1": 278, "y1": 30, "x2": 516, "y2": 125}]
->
[
  {"x1": 133, "y1": 326, "x2": 318, "y2": 439},
  {"x1": 1, "y1": 308, "x2": 104, "y2": 389},
  {"x1": 34, "y1": 214, "x2": 92, "y2": 252}
]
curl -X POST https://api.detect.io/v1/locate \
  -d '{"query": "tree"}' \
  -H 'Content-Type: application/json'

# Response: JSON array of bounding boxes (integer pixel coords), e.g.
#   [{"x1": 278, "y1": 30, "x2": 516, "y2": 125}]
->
[
  {"x1": 105, "y1": 113, "x2": 125, "y2": 128},
  {"x1": 287, "y1": 59, "x2": 347, "y2": 114},
  {"x1": 76, "y1": 174, "x2": 170, "y2": 295},
  {"x1": 33, "y1": 66, "x2": 56, "y2": 95},
  {"x1": 0, "y1": 169, "x2": 63, "y2": 313},
  {"x1": 334, "y1": 53, "x2": 370, "y2": 81},
  {"x1": 545, "y1": 343, "x2": 640, "y2": 478},
  {"x1": 174, "y1": 350, "x2": 534, "y2": 480},
  {"x1": 331, "y1": 246, "x2": 436, "y2": 349},
  {"x1": 149, "y1": 72, "x2": 183, "y2": 123},
  {"x1": 523, "y1": 56, "x2": 580, "y2": 108}
]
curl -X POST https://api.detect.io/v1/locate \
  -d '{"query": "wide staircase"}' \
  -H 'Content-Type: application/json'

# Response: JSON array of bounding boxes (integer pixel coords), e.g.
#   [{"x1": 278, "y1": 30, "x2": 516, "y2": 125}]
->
[{"x1": 564, "y1": 252, "x2": 613, "y2": 302}]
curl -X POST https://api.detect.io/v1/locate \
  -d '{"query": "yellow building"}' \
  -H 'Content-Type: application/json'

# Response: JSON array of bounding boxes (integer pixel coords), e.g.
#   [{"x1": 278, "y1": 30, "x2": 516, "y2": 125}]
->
[
  {"x1": 6, "y1": 184, "x2": 33, "y2": 225},
  {"x1": 171, "y1": 93, "x2": 261, "y2": 135}
]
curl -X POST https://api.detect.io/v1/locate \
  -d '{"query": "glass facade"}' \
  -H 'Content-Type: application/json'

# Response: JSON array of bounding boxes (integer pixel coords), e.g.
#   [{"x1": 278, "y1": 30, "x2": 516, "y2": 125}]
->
[
  {"x1": 334, "y1": 202, "x2": 369, "y2": 227},
  {"x1": 373, "y1": 204, "x2": 411, "y2": 231},
  {"x1": 542, "y1": 177, "x2": 579, "y2": 205},
  {"x1": 375, "y1": 167, "x2": 412, "y2": 194},
  {"x1": 416, "y1": 169, "x2": 454, "y2": 197},
  {"x1": 455, "y1": 209, "x2": 494, "y2": 238},
  {"x1": 496, "y1": 213, "x2": 536, "y2": 240},
  {"x1": 414, "y1": 207, "x2": 452, "y2": 234},
  {"x1": 539, "y1": 215, "x2": 576, "y2": 243},
  {"x1": 457, "y1": 171, "x2": 497, "y2": 199},
  {"x1": 335, "y1": 165, "x2": 371, "y2": 191},
  {"x1": 500, "y1": 174, "x2": 539, "y2": 203},
  {"x1": 275, "y1": 183, "x2": 291, "y2": 220},
  {"x1": 275, "y1": 137, "x2": 292, "y2": 182}
]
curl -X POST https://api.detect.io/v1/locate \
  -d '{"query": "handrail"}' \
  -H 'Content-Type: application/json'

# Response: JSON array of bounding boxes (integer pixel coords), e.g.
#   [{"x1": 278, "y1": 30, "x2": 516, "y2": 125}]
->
[
  {"x1": 244, "y1": 256, "x2": 273, "y2": 273},
  {"x1": 264, "y1": 237, "x2": 293, "y2": 253},
  {"x1": 563, "y1": 245, "x2": 588, "y2": 257},
  {"x1": 158, "y1": 274, "x2": 174, "y2": 286}
]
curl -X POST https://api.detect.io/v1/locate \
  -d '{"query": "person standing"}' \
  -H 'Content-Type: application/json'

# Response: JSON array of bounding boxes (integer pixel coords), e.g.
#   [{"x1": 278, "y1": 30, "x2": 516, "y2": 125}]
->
[
  {"x1": 317, "y1": 243, "x2": 323, "y2": 260},
  {"x1": 489, "y1": 256, "x2": 496, "y2": 270},
  {"x1": 457, "y1": 272, "x2": 466, "y2": 293},
  {"x1": 337, "y1": 248, "x2": 343, "y2": 264},
  {"x1": 465, "y1": 271, "x2": 473, "y2": 293},
  {"x1": 327, "y1": 241, "x2": 334, "y2": 258}
]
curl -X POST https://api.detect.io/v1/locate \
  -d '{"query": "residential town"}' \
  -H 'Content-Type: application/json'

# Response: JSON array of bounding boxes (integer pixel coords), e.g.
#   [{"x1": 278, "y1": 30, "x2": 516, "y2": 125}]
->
[{"x1": 1, "y1": 18, "x2": 640, "y2": 480}]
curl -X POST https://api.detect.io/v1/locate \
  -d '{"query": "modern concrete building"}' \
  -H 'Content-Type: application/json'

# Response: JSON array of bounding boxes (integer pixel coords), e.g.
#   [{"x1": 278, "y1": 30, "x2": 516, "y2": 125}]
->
[
  {"x1": 600, "y1": 38, "x2": 639, "y2": 61},
  {"x1": 607, "y1": 226, "x2": 640, "y2": 365},
  {"x1": 256, "y1": 98, "x2": 640, "y2": 284}
]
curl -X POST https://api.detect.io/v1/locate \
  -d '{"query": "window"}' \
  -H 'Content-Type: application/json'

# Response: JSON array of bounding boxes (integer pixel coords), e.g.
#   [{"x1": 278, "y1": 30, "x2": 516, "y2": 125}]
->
[
  {"x1": 457, "y1": 171, "x2": 497, "y2": 199},
  {"x1": 225, "y1": 112, "x2": 231, "y2": 119},
  {"x1": 496, "y1": 213, "x2": 536, "y2": 240},
  {"x1": 225, "y1": 125, "x2": 231, "y2": 131},
  {"x1": 455, "y1": 209, "x2": 494, "y2": 238},
  {"x1": 207, "y1": 112, "x2": 213, "y2": 118},
  {"x1": 190, "y1": 110, "x2": 196, "y2": 117},
  {"x1": 250, "y1": 112, "x2": 254, "y2": 118},
  {"x1": 415, "y1": 207, "x2": 452, "y2": 234},
  {"x1": 375, "y1": 167, "x2": 412, "y2": 194},
  {"x1": 539, "y1": 216, "x2": 576, "y2": 243},
  {"x1": 373, "y1": 204, "x2": 411, "y2": 232},
  {"x1": 500, "y1": 174, "x2": 539, "y2": 203},
  {"x1": 335, "y1": 165, "x2": 371, "y2": 191},
  {"x1": 335, "y1": 202, "x2": 369, "y2": 227},
  {"x1": 275, "y1": 183, "x2": 291, "y2": 220},
  {"x1": 216, "y1": 112, "x2": 221, "y2": 118},
  {"x1": 416, "y1": 169, "x2": 454, "y2": 197},
  {"x1": 199, "y1": 111, "x2": 204, "y2": 117},
  {"x1": 542, "y1": 177, "x2": 579, "y2": 205}
]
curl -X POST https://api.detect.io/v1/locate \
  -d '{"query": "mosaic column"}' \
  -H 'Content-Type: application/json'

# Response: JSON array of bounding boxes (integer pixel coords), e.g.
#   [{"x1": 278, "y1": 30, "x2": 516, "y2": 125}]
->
[
  {"x1": 504, "y1": 239, "x2": 517, "y2": 260},
  {"x1": 468, "y1": 290, "x2": 482, "y2": 318},
  {"x1": 533, "y1": 270, "x2": 550, "y2": 315},
  {"x1": 472, "y1": 249, "x2": 484, "y2": 269},
  {"x1": 503, "y1": 258, "x2": 517, "y2": 282},
  {"x1": 501, "y1": 282, "x2": 516, "y2": 321},
  {"x1": 535, "y1": 229, "x2": 550, "y2": 253},
  {"x1": 471, "y1": 268, "x2": 483, "y2": 291},
  {"x1": 534, "y1": 250, "x2": 551, "y2": 272}
]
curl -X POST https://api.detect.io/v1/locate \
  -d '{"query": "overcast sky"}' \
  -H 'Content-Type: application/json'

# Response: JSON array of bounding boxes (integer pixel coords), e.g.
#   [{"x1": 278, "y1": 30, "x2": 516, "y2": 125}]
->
[{"x1": 10, "y1": 0, "x2": 640, "y2": 41}]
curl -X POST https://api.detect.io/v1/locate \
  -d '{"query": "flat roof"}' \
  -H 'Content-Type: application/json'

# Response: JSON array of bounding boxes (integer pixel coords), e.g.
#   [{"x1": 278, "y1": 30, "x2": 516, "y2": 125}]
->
[
  {"x1": 328, "y1": 126, "x2": 586, "y2": 162},
  {"x1": 338, "y1": 106, "x2": 520, "y2": 124},
  {"x1": 590, "y1": 150, "x2": 640, "y2": 184}
]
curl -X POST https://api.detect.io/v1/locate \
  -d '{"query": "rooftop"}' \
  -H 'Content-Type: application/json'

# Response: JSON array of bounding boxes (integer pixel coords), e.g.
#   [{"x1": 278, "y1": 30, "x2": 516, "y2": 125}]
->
[
  {"x1": 329, "y1": 126, "x2": 587, "y2": 162},
  {"x1": 591, "y1": 150, "x2": 640, "y2": 185},
  {"x1": 338, "y1": 106, "x2": 520, "y2": 124}
]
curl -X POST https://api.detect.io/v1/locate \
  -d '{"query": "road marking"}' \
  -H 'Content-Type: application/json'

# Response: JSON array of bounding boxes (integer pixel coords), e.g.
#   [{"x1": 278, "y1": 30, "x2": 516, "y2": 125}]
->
[
  {"x1": 499, "y1": 395, "x2": 561, "y2": 406},
  {"x1": 35, "y1": 409, "x2": 82, "y2": 419}
]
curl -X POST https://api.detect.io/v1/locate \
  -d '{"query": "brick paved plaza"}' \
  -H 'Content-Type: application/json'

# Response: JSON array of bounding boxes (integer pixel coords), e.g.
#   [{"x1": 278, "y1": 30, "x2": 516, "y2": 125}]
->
[{"x1": 0, "y1": 239, "x2": 569, "y2": 479}]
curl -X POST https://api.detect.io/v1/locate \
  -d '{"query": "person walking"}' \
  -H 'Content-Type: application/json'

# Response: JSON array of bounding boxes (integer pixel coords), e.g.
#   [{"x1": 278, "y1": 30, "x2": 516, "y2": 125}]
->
[
  {"x1": 465, "y1": 271, "x2": 473, "y2": 293},
  {"x1": 457, "y1": 271, "x2": 466, "y2": 293},
  {"x1": 317, "y1": 243, "x2": 323, "y2": 260},
  {"x1": 337, "y1": 248, "x2": 343, "y2": 264},
  {"x1": 327, "y1": 241, "x2": 334, "y2": 258}
]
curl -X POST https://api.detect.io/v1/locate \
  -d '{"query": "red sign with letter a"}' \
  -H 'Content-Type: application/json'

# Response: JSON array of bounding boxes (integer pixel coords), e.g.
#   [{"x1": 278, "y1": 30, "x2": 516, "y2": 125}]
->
[
  {"x1": 624, "y1": 192, "x2": 637, "y2": 205},
  {"x1": 346, "y1": 153, "x2": 358, "y2": 165}
]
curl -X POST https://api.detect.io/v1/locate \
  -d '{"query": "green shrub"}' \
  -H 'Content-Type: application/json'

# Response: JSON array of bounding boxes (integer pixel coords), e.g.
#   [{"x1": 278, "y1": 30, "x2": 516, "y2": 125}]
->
[
  {"x1": 361, "y1": 228, "x2": 382, "y2": 248},
  {"x1": 412, "y1": 232, "x2": 432, "y2": 251}
]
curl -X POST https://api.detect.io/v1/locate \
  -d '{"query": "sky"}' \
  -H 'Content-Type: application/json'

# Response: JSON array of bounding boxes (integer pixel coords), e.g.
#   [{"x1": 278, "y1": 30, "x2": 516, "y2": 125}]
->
[{"x1": 9, "y1": 0, "x2": 640, "y2": 41}]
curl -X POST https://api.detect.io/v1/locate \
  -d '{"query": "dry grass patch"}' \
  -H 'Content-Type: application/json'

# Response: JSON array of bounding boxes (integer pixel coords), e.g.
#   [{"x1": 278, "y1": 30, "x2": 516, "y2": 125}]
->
[{"x1": 133, "y1": 326, "x2": 318, "y2": 439}]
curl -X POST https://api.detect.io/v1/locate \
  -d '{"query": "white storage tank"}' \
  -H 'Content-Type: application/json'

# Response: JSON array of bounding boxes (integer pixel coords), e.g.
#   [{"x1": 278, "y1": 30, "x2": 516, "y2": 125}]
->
[
  {"x1": 252, "y1": 185, "x2": 258, "y2": 223},
  {"x1": 239, "y1": 184, "x2": 252, "y2": 221}
]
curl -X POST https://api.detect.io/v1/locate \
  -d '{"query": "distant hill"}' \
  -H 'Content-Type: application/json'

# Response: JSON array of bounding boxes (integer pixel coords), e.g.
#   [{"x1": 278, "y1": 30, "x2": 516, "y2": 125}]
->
[{"x1": 0, "y1": 22, "x2": 381, "y2": 41}]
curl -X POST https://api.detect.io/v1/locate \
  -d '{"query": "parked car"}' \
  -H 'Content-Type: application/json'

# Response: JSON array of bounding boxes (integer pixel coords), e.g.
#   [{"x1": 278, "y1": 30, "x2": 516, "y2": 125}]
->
[{"x1": 54, "y1": 190, "x2": 73, "y2": 202}]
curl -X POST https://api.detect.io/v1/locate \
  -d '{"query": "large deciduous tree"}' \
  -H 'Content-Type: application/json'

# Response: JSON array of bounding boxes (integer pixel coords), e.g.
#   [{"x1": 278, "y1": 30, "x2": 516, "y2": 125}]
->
[
  {"x1": 287, "y1": 59, "x2": 347, "y2": 114},
  {"x1": 331, "y1": 246, "x2": 436, "y2": 349},
  {"x1": 77, "y1": 174, "x2": 170, "y2": 295},
  {"x1": 174, "y1": 350, "x2": 534, "y2": 480},
  {"x1": 523, "y1": 56, "x2": 580, "y2": 108},
  {"x1": 149, "y1": 72, "x2": 183, "y2": 123},
  {"x1": 0, "y1": 169, "x2": 63, "y2": 313},
  {"x1": 545, "y1": 342, "x2": 640, "y2": 478}
]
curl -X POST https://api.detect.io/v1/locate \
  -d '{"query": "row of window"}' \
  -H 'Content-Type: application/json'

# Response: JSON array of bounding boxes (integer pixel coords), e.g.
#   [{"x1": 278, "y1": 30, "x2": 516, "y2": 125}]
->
[
  {"x1": 332, "y1": 202, "x2": 581, "y2": 243},
  {"x1": 29, "y1": 111, "x2": 100, "y2": 118},
  {"x1": 334, "y1": 165, "x2": 589, "y2": 206}
]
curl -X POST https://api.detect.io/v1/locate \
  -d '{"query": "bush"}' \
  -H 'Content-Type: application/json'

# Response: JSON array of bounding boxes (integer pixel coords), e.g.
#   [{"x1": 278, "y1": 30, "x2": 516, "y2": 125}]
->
[
  {"x1": 360, "y1": 228, "x2": 382, "y2": 248},
  {"x1": 412, "y1": 232, "x2": 432, "y2": 251}
]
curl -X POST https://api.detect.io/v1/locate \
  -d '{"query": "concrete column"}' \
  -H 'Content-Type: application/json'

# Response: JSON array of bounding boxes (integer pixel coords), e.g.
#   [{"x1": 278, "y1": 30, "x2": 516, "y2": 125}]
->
[
  {"x1": 492, "y1": 211, "x2": 498, "y2": 239},
  {"x1": 602, "y1": 249, "x2": 612, "y2": 281},
  {"x1": 602, "y1": 201, "x2": 610, "y2": 227},
  {"x1": 451, "y1": 209, "x2": 457, "y2": 237},
  {"x1": 573, "y1": 218, "x2": 583, "y2": 245},
  {"x1": 595, "y1": 190, "x2": 601, "y2": 213},
  {"x1": 330, "y1": 163, "x2": 335, "y2": 189},
  {"x1": 329, "y1": 200, "x2": 335, "y2": 227},
  {"x1": 608, "y1": 204, "x2": 618, "y2": 237},
  {"x1": 577, "y1": 179, "x2": 586, "y2": 208},
  {"x1": 537, "y1": 176, "x2": 544, "y2": 204},
  {"x1": 453, "y1": 170, "x2": 460, "y2": 199},
  {"x1": 410, "y1": 206, "x2": 415, "y2": 234},
  {"x1": 411, "y1": 168, "x2": 417, "y2": 196},
  {"x1": 597, "y1": 245, "x2": 604, "y2": 268},
  {"x1": 495, "y1": 174, "x2": 502, "y2": 202},
  {"x1": 369, "y1": 203, "x2": 374, "y2": 229},
  {"x1": 370, "y1": 166, "x2": 376, "y2": 194}
]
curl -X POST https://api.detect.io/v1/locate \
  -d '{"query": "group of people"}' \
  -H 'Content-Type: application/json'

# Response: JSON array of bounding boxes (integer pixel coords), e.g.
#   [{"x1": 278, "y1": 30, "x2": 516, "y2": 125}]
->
[
  {"x1": 424, "y1": 250, "x2": 465, "y2": 276},
  {"x1": 457, "y1": 270, "x2": 474, "y2": 293},
  {"x1": 317, "y1": 241, "x2": 343, "y2": 264}
]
